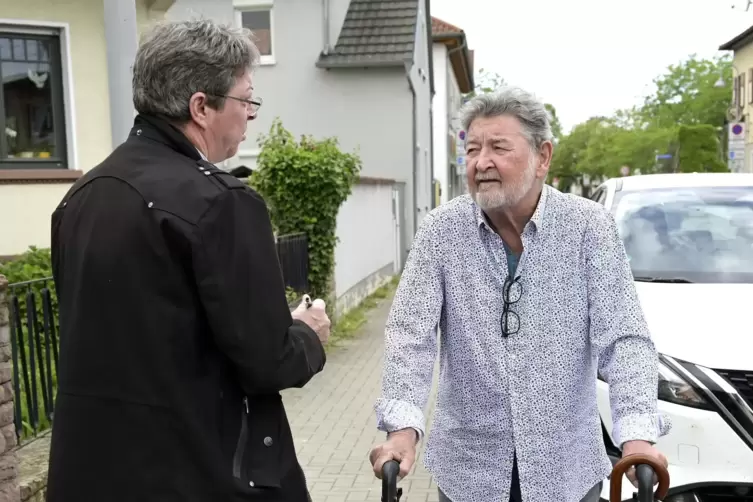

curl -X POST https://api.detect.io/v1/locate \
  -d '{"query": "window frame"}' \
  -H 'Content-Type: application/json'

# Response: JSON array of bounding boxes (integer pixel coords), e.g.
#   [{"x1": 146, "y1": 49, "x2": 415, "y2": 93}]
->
[
  {"x1": 234, "y1": 0, "x2": 275, "y2": 66},
  {"x1": 0, "y1": 28, "x2": 68, "y2": 170}
]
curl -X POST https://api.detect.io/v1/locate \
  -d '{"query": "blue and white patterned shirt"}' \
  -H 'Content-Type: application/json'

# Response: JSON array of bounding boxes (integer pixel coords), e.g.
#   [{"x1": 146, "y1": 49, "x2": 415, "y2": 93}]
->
[{"x1": 375, "y1": 185, "x2": 670, "y2": 502}]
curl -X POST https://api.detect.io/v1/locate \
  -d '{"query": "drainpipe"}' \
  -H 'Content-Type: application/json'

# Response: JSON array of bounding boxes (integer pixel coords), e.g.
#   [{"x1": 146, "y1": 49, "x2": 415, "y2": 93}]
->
[{"x1": 322, "y1": 0, "x2": 330, "y2": 55}]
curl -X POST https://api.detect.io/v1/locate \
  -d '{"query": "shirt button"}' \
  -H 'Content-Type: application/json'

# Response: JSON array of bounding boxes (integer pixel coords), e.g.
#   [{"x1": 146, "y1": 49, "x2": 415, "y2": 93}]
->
[
  {"x1": 136, "y1": 129, "x2": 142, "y2": 135},
  {"x1": 249, "y1": 481, "x2": 255, "y2": 487},
  {"x1": 263, "y1": 436, "x2": 273, "y2": 447}
]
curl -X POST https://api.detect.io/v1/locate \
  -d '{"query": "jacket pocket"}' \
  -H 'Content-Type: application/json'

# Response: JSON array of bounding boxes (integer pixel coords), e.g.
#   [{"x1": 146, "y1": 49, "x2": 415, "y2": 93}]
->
[{"x1": 232, "y1": 397, "x2": 249, "y2": 480}]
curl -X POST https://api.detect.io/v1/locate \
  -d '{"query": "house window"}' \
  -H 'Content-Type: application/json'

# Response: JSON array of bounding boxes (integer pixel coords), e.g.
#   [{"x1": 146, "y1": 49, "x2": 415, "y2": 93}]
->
[
  {"x1": 234, "y1": 1, "x2": 274, "y2": 64},
  {"x1": 0, "y1": 31, "x2": 67, "y2": 169}
]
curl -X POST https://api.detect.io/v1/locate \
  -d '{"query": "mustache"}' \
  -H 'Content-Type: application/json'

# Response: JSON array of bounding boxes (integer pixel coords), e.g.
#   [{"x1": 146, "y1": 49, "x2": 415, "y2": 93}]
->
[{"x1": 475, "y1": 173, "x2": 501, "y2": 182}]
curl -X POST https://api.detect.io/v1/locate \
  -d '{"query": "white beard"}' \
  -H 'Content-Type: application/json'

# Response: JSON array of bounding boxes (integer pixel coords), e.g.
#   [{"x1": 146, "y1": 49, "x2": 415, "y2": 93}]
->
[{"x1": 472, "y1": 155, "x2": 538, "y2": 211}]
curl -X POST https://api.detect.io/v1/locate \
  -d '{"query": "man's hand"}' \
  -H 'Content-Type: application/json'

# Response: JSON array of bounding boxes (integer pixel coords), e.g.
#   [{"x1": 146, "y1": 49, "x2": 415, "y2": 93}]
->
[
  {"x1": 291, "y1": 296, "x2": 331, "y2": 344},
  {"x1": 622, "y1": 440, "x2": 668, "y2": 488},
  {"x1": 369, "y1": 429, "x2": 418, "y2": 480}
]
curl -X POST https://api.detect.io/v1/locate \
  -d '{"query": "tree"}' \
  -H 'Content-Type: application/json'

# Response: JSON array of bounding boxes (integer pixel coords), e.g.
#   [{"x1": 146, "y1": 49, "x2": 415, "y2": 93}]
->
[
  {"x1": 636, "y1": 54, "x2": 732, "y2": 130},
  {"x1": 545, "y1": 103, "x2": 563, "y2": 141},
  {"x1": 677, "y1": 124, "x2": 727, "y2": 173},
  {"x1": 550, "y1": 54, "x2": 732, "y2": 185},
  {"x1": 464, "y1": 68, "x2": 506, "y2": 98}
]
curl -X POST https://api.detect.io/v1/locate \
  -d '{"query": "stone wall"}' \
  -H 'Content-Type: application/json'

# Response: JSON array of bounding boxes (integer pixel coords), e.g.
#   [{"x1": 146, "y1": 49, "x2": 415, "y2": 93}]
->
[{"x1": 0, "y1": 276, "x2": 20, "y2": 502}]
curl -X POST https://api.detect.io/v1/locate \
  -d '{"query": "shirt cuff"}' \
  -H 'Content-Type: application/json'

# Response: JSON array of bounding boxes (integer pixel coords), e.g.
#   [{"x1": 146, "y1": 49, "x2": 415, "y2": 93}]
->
[
  {"x1": 613, "y1": 412, "x2": 672, "y2": 448},
  {"x1": 375, "y1": 398, "x2": 426, "y2": 440}
]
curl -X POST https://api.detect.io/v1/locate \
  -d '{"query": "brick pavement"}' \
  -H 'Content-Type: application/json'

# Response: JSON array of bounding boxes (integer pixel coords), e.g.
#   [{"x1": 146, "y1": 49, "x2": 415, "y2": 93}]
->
[{"x1": 282, "y1": 291, "x2": 440, "y2": 502}]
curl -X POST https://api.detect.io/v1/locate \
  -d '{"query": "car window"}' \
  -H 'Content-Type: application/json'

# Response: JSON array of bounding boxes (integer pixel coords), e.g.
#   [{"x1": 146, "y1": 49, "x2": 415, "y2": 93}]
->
[{"x1": 611, "y1": 186, "x2": 753, "y2": 283}]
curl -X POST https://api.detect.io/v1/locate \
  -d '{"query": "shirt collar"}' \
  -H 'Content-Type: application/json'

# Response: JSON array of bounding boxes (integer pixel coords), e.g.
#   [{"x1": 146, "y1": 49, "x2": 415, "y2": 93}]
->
[
  {"x1": 474, "y1": 184, "x2": 550, "y2": 232},
  {"x1": 197, "y1": 148, "x2": 207, "y2": 161}
]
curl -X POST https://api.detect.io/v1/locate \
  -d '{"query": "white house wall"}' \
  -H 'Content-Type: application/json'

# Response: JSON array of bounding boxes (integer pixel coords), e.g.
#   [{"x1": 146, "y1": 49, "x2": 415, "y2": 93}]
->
[{"x1": 333, "y1": 182, "x2": 396, "y2": 315}]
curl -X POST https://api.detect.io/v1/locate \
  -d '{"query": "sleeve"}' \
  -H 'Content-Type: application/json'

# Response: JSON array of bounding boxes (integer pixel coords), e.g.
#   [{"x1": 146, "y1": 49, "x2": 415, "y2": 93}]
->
[
  {"x1": 584, "y1": 204, "x2": 670, "y2": 447},
  {"x1": 374, "y1": 213, "x2": 443, "y2": 440},
  {"x1": 192, "y1": 188, "x2": 326, "y2": 394}
]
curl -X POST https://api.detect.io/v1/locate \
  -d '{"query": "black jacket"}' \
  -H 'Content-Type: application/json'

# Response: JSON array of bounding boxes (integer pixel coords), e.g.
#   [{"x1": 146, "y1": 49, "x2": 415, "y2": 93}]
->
[{"x1": 46, "y1": 115, "x2": 325, "y2": 502}]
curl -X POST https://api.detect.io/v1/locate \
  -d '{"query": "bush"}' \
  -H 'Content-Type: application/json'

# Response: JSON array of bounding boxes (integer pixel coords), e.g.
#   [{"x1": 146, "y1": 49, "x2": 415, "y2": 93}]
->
[{"x1": 250, "y1": 119, "x2": 362, "y2": 300}]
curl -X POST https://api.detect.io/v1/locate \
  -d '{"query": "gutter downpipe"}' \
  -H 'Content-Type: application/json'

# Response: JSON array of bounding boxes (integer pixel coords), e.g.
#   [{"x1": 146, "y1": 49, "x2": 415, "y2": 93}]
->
[{"x1": 322, "y1": 0, "x2": 330, "y2": 55}]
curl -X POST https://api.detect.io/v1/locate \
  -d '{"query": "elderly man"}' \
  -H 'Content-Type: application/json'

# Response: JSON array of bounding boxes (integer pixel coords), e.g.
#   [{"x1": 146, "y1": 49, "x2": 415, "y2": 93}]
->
[
  {"x1": 46, "y1": 20, "x2": 328, "y2": 502},
  {"x1": 369, "y1": 86, "x2": 670, "y2": 502}
]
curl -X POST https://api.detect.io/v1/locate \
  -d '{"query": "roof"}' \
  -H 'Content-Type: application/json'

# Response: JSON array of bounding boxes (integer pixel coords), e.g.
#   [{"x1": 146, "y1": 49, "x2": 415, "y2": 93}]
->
[
  {"x1": 719, "y1": 24, "x2": 753, "y2": 51},
  {"x1": 431, "y1": 17, "x2": 463, "y2": 35},
  {"x1": 431, "y1": 16, "x2": 475, "y2": 93},
  {"x1": 610, "y1": 172, "x2": 753, "y2": 191},
  {"x1": 316, "y1": 0, "x2": 419, "y2": 68}
]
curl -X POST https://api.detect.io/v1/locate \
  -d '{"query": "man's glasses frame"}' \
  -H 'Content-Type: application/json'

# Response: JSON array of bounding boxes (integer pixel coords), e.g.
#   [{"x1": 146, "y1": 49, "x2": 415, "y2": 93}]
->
[{"x1": 501, "y1": 275, "x2": 522, "y2": 338}]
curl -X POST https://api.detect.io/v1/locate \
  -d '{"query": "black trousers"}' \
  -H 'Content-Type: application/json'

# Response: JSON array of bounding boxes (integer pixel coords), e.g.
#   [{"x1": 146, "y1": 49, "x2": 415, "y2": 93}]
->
[{"x1": 509, "y1": 452, "x2": 523, "y2": 502}]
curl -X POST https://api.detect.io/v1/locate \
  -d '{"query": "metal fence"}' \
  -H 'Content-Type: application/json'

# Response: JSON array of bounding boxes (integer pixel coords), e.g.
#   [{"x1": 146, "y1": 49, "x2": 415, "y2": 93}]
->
[
  {"x1": 7, "y1": 277, "x2": 58, "y2": 442},
  {"x1": 276, "y1": 232, "x2": 310, "y2": 293}
]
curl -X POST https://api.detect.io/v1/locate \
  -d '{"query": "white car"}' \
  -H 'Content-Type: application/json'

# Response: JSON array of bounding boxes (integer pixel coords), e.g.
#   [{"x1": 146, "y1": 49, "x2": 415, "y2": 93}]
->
[{"x1": 589, "y1": 172, "x2": 753, "y2": 502}]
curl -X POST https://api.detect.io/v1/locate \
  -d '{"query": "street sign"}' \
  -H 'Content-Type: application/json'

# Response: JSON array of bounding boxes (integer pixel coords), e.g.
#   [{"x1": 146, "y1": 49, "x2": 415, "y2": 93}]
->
[
  {"x1": 655, "y1": 154, "x2": 673, "y2": 160},
  {"x1": 729, "y1": 149, "x2": 745, "y2": 160},
  {"x1": 729, "y1": 122, "x2": 746, "y2": 147}
]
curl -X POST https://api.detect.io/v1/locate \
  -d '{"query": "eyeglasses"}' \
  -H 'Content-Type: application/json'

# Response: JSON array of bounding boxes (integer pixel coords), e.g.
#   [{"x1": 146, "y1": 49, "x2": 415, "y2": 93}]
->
[
  {"x1": 501, "y1": 275, "x2": 522, "y2": 338},
  {"x1": 212, "y1": 94, "x2": 263, "y2": 117}
]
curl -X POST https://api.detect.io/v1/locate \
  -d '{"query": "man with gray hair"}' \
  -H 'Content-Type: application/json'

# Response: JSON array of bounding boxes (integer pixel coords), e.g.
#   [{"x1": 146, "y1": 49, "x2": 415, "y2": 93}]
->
[
  {"x1": 46, "y1": 19, "x2": 328, "y2": 502},
  {"x1": 369, "y1": 86, "x2": 669, "y2": 501}
]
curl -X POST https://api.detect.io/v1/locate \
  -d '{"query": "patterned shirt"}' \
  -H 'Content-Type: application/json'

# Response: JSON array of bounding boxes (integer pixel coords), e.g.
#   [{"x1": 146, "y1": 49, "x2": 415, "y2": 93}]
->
[{"x1": 374, "y1": 185, "x2": 670, "y2": 502}]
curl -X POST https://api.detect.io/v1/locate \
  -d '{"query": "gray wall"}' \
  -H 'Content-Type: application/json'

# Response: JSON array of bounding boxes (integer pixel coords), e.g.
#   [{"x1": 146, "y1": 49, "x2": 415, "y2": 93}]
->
[
  {"x1": 226, "y1": 0, "x2": 422, "y2": 249},
  {"x1": 406, "y1": 0, "x2": 433, "y2": 232}
]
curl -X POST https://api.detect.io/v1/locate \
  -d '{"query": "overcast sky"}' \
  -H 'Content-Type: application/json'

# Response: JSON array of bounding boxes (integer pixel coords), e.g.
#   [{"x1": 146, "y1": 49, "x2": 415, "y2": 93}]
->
[{"x1": 430, "y1": 0, "x2": 753, "y2": 134}]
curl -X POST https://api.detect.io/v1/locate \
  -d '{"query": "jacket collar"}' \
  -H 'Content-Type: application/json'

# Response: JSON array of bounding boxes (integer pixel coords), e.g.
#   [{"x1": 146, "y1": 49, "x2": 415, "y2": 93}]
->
[{"x1": 128, "y1": 114, "x2": 203, "y2": 162}]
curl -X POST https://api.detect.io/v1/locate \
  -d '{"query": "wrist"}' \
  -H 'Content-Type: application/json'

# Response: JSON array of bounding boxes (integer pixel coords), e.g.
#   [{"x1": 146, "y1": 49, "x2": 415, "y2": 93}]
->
[{"x1": 387, "y1": 428, "x2": 419, "y2": 444}]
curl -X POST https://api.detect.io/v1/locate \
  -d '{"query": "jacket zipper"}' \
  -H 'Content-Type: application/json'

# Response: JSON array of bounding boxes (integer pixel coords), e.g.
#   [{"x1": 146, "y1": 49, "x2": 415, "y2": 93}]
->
[{"x1": 232, "y1": 397, "x2": 249, "y2": 480}]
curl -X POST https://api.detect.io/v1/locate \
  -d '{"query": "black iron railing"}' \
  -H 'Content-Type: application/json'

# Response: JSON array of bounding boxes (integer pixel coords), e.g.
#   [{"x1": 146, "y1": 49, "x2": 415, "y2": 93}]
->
[
  {"x1": 8, "y1": 277, "x2": 59, "y2": 442},
  {"x1": 276, "y1": 233, "x2": 309, "y2": 293}
]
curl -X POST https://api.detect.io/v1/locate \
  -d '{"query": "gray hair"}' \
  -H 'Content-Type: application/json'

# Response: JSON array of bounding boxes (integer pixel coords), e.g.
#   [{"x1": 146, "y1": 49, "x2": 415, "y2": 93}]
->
[
  {"x1": 459, "y1": 86, "x2": 553, "y2": 150},
  {"x1": 132, "y1": 19, "x2": 261, "y2": 122}
]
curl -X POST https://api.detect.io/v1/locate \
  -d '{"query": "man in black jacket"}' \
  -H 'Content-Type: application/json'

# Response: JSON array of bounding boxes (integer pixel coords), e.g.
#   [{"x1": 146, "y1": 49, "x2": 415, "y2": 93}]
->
[{"x1": 46, "y1": 19, "x2": 329, "y2": 502}]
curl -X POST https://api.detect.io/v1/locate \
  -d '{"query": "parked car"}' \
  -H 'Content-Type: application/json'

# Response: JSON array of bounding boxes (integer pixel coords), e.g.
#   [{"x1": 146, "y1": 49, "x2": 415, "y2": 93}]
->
[{"x1": 589, "y1": 172, "x2": 753, "y2": 502}]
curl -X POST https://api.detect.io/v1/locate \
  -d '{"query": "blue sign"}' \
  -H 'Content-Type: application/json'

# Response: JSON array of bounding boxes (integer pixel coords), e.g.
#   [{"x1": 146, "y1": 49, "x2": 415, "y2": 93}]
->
[
  {"x1": 458, "y1": 130, "x2": 466, "y2": 141},
  {"x1": 457, "y1": 156, "x2": 466, "y2": 165},
  {"x1": 655, "y1": 154, "x2": 673, "y2": 160}
]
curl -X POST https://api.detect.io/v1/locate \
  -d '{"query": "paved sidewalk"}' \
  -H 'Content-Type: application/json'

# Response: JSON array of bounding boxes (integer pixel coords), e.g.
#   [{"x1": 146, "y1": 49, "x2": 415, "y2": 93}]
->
[{"x1": 282, "y1": 291, "x2": 440, "y2": 502}]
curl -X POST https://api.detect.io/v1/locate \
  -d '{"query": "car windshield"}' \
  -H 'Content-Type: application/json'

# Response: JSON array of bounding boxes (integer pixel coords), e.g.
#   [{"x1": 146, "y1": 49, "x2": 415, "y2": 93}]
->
[{"x1": 611, "y1": 185, "x2": 753, "y2": 284}]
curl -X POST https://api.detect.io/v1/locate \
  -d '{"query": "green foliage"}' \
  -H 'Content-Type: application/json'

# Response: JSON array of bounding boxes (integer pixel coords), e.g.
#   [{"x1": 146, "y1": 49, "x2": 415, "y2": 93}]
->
[
  {"x1": 250, "y1": 119, "x2": 362, "y2": 299},
  {"x1": 677, "y1": 124, "x2": 727, "y2": 173},
  {"x1": 551, "y1": 54, "x2": 732, "y2": 184},
  {"x1": 545, "y1": 103, "x2": 563, "y2": 142},
  {"x1": 0, "y1": 246, "x2": 57, "y2": 325},
  {"x1": 636, "y1": 54, "x2": 732, "y2": 130}
]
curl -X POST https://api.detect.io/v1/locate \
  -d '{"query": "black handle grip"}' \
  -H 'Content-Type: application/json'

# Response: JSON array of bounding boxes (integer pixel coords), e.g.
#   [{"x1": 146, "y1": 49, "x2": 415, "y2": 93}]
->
[
  {"x1": 636, "y1": 464, "x2": 655, "y2": 502},
  {"x1": 381, "y1": 460, "x2": 402, "y2": 502}
]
